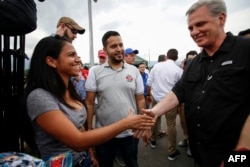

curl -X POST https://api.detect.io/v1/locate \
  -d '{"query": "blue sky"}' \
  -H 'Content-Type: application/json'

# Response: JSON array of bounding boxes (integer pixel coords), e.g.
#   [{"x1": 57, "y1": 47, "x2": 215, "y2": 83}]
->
[{"x1": 25, "y1": 0, "x2": 250, "y2": 67}]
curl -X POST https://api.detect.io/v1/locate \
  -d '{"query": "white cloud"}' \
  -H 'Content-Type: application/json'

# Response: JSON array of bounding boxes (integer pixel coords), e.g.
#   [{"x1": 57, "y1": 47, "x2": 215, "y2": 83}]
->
[
  {"x1": 25, "y1": 0, "x2": 250, "y2": 68},
  {"x1": 225, "y1": 7, "x2": 250, "y2": 35}
]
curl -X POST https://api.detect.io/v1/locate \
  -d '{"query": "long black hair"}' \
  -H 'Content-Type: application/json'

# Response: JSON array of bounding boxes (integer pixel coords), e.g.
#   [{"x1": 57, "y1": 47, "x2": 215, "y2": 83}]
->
[
  {"x1": 25, "y1": 35, "x2": 82, "y2": 106},
  {"x1": 21, "y1": 35, "x2": 83, "y2": 154}
]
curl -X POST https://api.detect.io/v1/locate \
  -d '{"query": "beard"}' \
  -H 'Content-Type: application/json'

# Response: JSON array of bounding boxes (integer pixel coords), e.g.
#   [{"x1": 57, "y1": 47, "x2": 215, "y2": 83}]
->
[
  {"x1": 112, "y1": 57, "x2": 123, "y2": 64},
  {"x1": 108, "y1": 53, "x2": 123, "y2": 64},
  {"x1": 63, "y1": 30, "x2": 72, "y2": 43}
]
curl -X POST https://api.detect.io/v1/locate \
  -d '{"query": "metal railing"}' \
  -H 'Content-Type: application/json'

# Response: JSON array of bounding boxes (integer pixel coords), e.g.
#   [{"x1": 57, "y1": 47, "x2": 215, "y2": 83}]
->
[{"x1": 0, "y1": 34, "x2": 26, "y2": 152}]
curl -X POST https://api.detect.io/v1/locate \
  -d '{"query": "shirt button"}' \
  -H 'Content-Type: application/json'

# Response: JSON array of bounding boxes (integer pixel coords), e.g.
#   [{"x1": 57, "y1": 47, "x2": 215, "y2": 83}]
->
[
  {"x1": 197, "y1": 123, "x2": 201, "y2": 127},
  {"x1": 202, "y1": 90, "x2": 205, "y2": 93},
  {"x1": 210, "y1": 60, "x2": 213, "y2": 63},
  {"x1": 207, "y1": 75, "x2": 212, "y2": 80},
  {"x1": 197, "y1": 106, "x2": 200, "y2": 109}
]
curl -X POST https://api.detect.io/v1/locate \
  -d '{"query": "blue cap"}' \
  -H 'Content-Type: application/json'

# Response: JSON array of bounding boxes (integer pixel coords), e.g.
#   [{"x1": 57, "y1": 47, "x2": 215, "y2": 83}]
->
[{"x1": 125, "y1": 48, "x2": 139, "y2": 55}]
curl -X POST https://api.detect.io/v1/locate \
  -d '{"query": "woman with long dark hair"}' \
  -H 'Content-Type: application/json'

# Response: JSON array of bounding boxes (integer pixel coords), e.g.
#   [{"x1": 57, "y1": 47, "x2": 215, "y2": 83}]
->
[{"x1": 23, "y1": 35, "x2": 154, "y2": 167}]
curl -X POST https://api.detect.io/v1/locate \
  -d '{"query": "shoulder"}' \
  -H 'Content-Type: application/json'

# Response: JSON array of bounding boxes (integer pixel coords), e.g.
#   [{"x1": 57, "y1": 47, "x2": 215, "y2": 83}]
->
[
  {"x1": 27, "y1": 88, "x2": 57, "y2": 103},
  {"x1": 124, "y1": 63, "x2": 139, "y2": 72},
  {"x1": 28, "y1": 88, "x2": 51, "y2": 98}
]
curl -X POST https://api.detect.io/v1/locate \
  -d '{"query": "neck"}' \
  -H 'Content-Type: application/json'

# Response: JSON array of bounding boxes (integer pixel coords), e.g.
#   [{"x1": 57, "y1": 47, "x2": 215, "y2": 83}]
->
[
  {"x1": 205, "y1": 32, "x2": 227, "y2": 56},
  {"x1": 108, "y1": 60, "x2": 123, "y2": 70}
]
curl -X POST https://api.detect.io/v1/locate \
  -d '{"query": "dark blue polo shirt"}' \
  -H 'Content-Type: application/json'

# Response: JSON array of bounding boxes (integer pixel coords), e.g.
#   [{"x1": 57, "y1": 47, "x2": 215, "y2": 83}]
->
[{"x1": 173, "y1": 32, "x2": 250, "y2": 167}]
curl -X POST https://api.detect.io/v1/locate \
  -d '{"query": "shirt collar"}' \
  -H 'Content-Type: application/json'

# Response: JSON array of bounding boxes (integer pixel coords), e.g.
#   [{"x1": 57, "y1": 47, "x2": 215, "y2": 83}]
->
[
  {"x1": 104, "y1": 60, "x2": 126, "y2": 70},
  {"x1": 198, "y1": 32, "x2": 236, "y2": 62}
]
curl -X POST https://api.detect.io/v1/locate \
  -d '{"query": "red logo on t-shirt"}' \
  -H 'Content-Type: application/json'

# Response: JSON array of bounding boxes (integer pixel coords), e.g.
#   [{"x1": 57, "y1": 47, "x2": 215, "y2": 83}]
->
[{"x1": 126, "y1": 75, "x2": 133, "y2": 82}]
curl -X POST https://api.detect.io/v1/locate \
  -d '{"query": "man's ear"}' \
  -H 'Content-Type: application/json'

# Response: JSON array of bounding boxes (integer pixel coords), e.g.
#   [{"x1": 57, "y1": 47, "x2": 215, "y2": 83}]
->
[
  {"x1": 218, "y1": 12, "x2": 226, "y2": 27},
  {"x1": 45, "y1": 56, "x2": 57, "y2": 68}
]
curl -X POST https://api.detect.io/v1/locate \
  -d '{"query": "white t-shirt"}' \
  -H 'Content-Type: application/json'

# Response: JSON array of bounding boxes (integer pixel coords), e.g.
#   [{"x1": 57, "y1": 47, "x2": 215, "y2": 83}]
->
[{"x1": 147, "y1": 60, "x2": 183, "y2": 102}]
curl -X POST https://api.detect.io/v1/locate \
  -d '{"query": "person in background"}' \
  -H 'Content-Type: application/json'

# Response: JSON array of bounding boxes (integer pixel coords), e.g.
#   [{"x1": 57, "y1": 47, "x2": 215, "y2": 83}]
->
[
  {"x1": 238, "y1": 28, "x2": 250, "y2": 37},
  {"x1": 147, "y1": 55, "x2": 167, "y2": 143},
  {"x1": 55, "y1": 16, "x2": 85, "y2": 43},
  {"x1": 85, "y1": 31, "x2": 149, "y2": 167},
  {"x1": 146, "y1": 50, "x2": 183, "y2": 161},
  {"x1": 81, "y1": 65, "x2": 89, "y2": 80},
  {"x1": 141, "y1": 0, "x2": 250, "y2": 166},
  {"x1": 97, "y1": 49, "x2": 108, "y2": 65},
  {"x1": 180, "y1": 50, "x2": 198, "y2": 69},
  {"x1": 115, "y1": 47, "x2": 140, "y2": 167},
  {"x1": 140, "y1": 61, "x2": 150, "y2": 75},
  {"x1": 24, "y1": 35, "x2": 155, "y2": 167},
  {"x1": 178, "y1": 50, "x2": 198, "y2": 157},
  {"x1": 124, "y1": 48, "x2": 138, "y2": 65},
  {"x1": 138, "y1": 62, "x2": 149, "y2": 108},
  {"x1": 54, "y1": 17, "x2": 87, "y2": 103},
  {"x1": 71, "y1": 68, "x2": 86, "y2": 102}
]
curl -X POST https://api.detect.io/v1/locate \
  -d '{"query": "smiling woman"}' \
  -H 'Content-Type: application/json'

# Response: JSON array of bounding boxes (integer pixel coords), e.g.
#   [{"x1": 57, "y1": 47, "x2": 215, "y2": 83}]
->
[{"x1": 22, "y1": 35, "x2": 155, "y2": 166}]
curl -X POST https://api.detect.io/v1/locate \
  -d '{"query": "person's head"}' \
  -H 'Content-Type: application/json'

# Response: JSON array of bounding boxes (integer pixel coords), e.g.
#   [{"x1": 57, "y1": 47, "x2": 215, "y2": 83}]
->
[
  {"x1": 166, "y1": 48, "x2": 178, "y2": 61},
  {"x1": 25, "y1": 35, "x2": 82, "y2": 106},
  {"x1": 102, "y1": 31, "x2": 124, "y2": 64},
  {"x1": 158, "y1": 54, "x2": 166, "y2": 62},
  {"x1": 124, "y1": 48, "x2": 139, "y2": 65},
  {"x1": 186, "y1": 50, "x2": 198, "y2": 60},
  {"x1": 186, "y1": 0, "x2": 227, "y2": 50},
  {"x1": 98, "y1": 49, "x2": 107, "y2": 65},
  {"x1": 57, "y1": 16, "x2": 85, "y2": 43},
  {"x1": 138, "y1": 62, "x2": 146, "y2": 74},
  {"x1": 238, "y1": 28, "x2": 250, "y2": 37}
]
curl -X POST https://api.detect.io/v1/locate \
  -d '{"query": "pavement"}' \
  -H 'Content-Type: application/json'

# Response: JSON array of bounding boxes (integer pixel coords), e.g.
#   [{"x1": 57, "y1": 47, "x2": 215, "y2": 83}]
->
[{"x1": 114, "y1": 116, "x2": 196, "y2": 167}]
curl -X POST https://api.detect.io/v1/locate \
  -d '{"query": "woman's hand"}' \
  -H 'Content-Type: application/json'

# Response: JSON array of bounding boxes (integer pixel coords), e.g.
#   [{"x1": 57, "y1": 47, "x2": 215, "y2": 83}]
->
[
  {"x1": 126, "y1": 109, "x2": 155, "y2": 130},
  {"x1": 133, "y1": 108, "x2": 157, "y2": 139}
]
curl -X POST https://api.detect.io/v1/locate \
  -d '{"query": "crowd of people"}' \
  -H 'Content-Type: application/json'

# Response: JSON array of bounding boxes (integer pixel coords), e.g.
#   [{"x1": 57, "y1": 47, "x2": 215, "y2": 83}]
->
[{"x1": 9, "y1": 0, "x2": 249, "y2": 167}]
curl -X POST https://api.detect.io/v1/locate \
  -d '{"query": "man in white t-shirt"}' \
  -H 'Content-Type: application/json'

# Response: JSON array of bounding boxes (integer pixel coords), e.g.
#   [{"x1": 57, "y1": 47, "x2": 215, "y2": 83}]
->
[{"x1": 146, "y1": 49, "x2": 183, "y2": 161}]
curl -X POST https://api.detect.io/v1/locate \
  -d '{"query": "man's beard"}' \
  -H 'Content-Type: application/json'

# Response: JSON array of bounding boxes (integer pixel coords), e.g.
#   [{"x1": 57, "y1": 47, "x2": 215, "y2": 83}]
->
[
  {"x1": 111, "y1": 56, "x2": 123, "y2": 64},
  {"x1": 63, "y1": 30, "x2": 72, "y2": 43}
]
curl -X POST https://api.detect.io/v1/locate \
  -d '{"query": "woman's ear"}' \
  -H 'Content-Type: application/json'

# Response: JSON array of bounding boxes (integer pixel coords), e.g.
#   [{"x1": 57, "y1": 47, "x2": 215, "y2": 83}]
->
[{"x1": 45, "y1": 56, "x2": 57, "y2": 68}]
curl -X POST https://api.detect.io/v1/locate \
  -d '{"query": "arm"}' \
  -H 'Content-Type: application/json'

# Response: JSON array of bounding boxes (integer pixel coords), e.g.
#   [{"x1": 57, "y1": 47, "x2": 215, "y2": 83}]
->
[
  {"x1": 36, "y1": 109, "x2": 155, "y2": 152},
  {"x1": 143, "y1": 91, "x2": 179, "y2": 118},
  {"x1": 136, "y1": 94, "x2": 146, "y2": 114},
  {"x1": 135, "y1": 91, "x2": 179, "y2": 140},
  {"x1": 136, "y1": 94, "x2": 151, "y2": 145},
  {"x1": 85, "y1": 91, "x2": 96, "y2": 130},
  {"x1": 84, "y1": 68, "x2": 97, "y2": 130},
  {"x1": 146, "y1": 85, "x2": 152, "y2": 105},
  {"x1": 235, "y1": 115, "x2": 250, "y2": 150}
]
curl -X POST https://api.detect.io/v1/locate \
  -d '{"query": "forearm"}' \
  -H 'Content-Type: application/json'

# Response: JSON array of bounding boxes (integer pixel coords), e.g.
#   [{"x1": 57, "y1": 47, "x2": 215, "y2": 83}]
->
[
  {"x1": 136, "y1": 94, "x2": 146, "y2": 114},
  {"x1": 146, "y1": 86, "x2": 151, "y2": 96},
  {"x1": 78, "y1": 119, "x2": 129, "y2": 149},
  {"x1": 235, "y1": 115, "x2": 250, "y2": 150},
  {"x1": 86, "y1": 105, "x2": 94, "y2": 130},
  {"x1": 152, "y1": 91, "x2": 179, "y2": 117}
]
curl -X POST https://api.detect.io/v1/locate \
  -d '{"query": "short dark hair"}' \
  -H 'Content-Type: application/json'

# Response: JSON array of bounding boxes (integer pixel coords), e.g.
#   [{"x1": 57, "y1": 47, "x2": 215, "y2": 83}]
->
[
  {"x1": 186, "y1": 50, "x2": 198, "y2": 59},
  {"x1": 238, "y1": 28, "x2": 250, "y2": 36},
  {"x1": 158, "y1": 54, "x2": 166, "y2": 62},
  {"x1": 166, "y1": 48, "x2": 178, "y2": 61},
  {"x1": 102, "y1": 31, "x2": 120, "y2": 47}
]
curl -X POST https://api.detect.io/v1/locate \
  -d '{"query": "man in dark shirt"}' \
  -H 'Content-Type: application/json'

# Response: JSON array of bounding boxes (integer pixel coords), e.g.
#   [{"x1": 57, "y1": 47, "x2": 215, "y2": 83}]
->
[{"x1": 141, "y1": 0, "x2": 250, "y2": 167}]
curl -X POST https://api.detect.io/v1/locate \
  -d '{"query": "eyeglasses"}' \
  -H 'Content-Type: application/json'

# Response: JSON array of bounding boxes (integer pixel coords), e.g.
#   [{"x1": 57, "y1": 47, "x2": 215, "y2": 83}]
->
[{"x1": 65, "y1": 24, "x2": 78, "y2": 34}]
